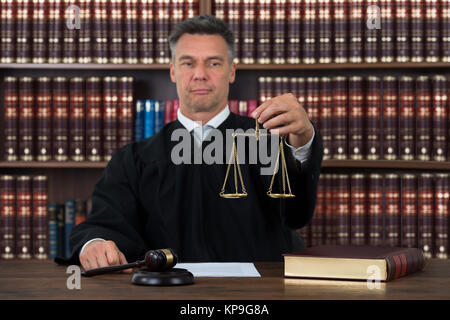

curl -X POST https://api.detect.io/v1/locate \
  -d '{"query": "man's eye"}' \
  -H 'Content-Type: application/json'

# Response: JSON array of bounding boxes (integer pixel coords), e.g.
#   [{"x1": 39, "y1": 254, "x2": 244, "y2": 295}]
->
[
  {"x1": 182, "y1": 62, "x2": 192, "y2": 66},
  {"x1": 211, "y1": 62, "x2": 220, "y2": 66}
]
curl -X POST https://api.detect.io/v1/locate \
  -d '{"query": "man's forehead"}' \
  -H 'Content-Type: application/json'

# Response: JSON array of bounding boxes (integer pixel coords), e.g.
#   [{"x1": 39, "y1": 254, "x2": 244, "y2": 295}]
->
[{"x1": 176, "y1": 34, "x2": 228, "y2": 58}]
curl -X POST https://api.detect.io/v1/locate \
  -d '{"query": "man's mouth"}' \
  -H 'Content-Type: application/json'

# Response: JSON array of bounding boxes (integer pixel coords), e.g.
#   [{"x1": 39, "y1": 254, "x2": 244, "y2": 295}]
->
[{"x1": 191, "y1": 89, "x2": 211, "y2": 95}]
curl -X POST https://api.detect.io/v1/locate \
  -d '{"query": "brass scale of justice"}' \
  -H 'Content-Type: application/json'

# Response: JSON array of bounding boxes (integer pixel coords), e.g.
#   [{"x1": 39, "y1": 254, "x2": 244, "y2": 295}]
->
[{"x1": 219, "y1": 119, "x2": 295, "y2": 199}]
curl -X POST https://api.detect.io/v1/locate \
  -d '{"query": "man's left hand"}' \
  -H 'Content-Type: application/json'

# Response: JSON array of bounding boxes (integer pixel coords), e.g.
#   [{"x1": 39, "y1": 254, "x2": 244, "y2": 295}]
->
[{"x1": 250, "y1": 93, "x2": 314, "y2": 149}]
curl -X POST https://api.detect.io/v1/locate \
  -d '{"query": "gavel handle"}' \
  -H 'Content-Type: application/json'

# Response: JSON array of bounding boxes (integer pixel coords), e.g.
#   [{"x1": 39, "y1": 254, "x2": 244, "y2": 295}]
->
[{"x1": 81, "y1": 261, "x2": 141, "y2": 277}]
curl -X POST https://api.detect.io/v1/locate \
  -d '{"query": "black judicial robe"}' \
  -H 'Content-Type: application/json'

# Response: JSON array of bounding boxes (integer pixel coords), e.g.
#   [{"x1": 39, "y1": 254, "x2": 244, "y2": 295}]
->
[{"x1": 67, "y1": 112, "x2": 323, "y2": 263}]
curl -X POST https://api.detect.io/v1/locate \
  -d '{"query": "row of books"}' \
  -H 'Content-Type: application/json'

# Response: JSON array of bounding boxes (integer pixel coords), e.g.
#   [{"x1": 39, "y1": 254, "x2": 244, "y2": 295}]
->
[
  {"x1": 259, "y1": 74, "x2": 450, "y2": 161},
  {"x1": 298, "y1": 172, "x2": 450, "y2": 259},
  {"x1": 215, "y1": 0, "x2": 450, "y2": 64},
  {"x1": 0, "y1": 173, "x2": 90, "y2": 260},
  {"x1": 0, "y1": 0, "x2": 199, "y2": 64},
  {"x1": 2, "y1": 76, "x2": 134, "y2": 162}
]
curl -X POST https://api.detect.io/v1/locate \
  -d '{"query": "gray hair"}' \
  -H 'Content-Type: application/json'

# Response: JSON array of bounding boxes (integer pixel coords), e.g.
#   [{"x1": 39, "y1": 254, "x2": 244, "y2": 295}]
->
[{"x1": 168, "y1": 15, "x2": 235, "y2": 64}]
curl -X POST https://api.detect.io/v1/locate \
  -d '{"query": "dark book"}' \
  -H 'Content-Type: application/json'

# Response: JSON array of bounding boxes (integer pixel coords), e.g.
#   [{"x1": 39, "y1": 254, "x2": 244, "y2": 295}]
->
[
  {"x1": 305, "y1": 77, "x2": 320, "y2": 131},
  {"x1": 302, "y1": 0, "x2": 317, "y2": 64},
  {"x1": 417, "y1": 173, "x2": 434, "y2": 259},
  {"x1": 431, "y1": 75, "x2": 447, "y2": 161},
  {"x1": 78, "y1": 0, "x2": 92, "y2": 63},
  {"x1": 16, "y1": 0, "x2": 32, "y2": 63},
  {"x1": 86, "y1": 77, "x2": 103, "y2": 161},
  {"x1": 284, "y1": 245, "x2": 426, "y2": 281},
  {"x1": 172, "y1": 99, "x2": 180, "y2": 124},
  {"x1": 395, "y1": 0, "x2": 410, "y2": 62},
  {"x1": 364, "y1": 0, "x2": 379, "y2": 63},
  {"x1": 331, "y1": 76, "x2": 348, "y2": 159},
  {"x1": 117, "y1": 76, "x2": 134, "y2": 149},
  {"x1": 32, "y1": 176, "x2": 48, "y2": 259},
  {"x1": 332, "y1": 0, "x2": 348, "y2": 63},
  {"x1": 0, "y1": 0, "x2": 15, "y2": 63},
  {"x1": 416, "y1": 76, "x2": 432, "y2": 161},
  {"x1": 47, "y1": 0, "x2": 63, "y2": 63},
  {"x1": 124, "y1": 0, "x2": 139, "y2": 64},
  {"x1": 62, "y1": 0, "x2": 78, "y2": 64},
  {"x1": 367, "y1": 173, "x2": 383, "y2": 246},
  {"x1": 48, "y1": 203, "x2": 59, "y2": 260},
  {"x1": 93, "y1": 0, "x2": 109, "y2": 63},
  {"x1": 31, "y1": 0, "x2": 47, "y2": 63},
  {"x1": 155, "y1": 0, "x2": 170, "y2": 64},
  {"x1": 384, "y1": 173, "x2": 401, "y2": 247},
  {"x1": 164, "y1": 99, "x2": 173, "y2": 123},
  {"x1": 36, "y1": 77, "x2": 52, "y2": 161},
  {"x1": 273, "y1": 0, "x2": 286, "y2": 64},
  {"x1": 287, "y1": 0, "x2": 301, "y2": 64},
  {"x1": 382, "y1": 76, "x2": 398, "y2": 160},
  {"x1": 401, "y1": 174, "x2": 418, "y2": 248},
  {"x1": 319, "y1": 77, "x2": 332, "y2": 160},
  {"x1": 74, "y1": 198, "x2": 86, "y2": 226},
  {"x1": 134, "y1": 100, "x2": 145, "y2": 141},
  {"x1": 18, "y1": 77, "x2": 34, "y2": 161},
  {"x1": 228, "y1": 0, "x2": 241, "y2": 64},
  {"x1": 318, "y1": 0, "x2": 331, "y2": 63},
  {"x1": 258, "y1": 76, "x2": 269, "y2": 104},
  {"x1": 380, "y1": 0, "x2": 394, "y2": 62},
  {"x1": 442, "y1": 0, "x2": 450, "y2": 62},
  {"x1": 324, "y1": 174, "x2": 335, "y2": 245},
  {"x1": 348, "y1": 76, "x2": 363, "y2": 160},
  {"x1": 350, "y1": 173, "x2": 366, "y2": 246},
  {"x1": 365, "y1": 76, "x2": 381, "y2": 160},
  {"x1": 434, "y1": 173, "x2": 449, "y2": 259},
  {"x1": 64, "y1": 199, "x2": 75, "y2": 259},
  {"x1": 103, "y1": 76, "x2": 118, "y2": 161},
  {"x1": 0, "y1": 175, "x2": 16, "y2": 259},
  {"x1": 69, "y1": 77, "x2": 86, "y2": 161},
  {"x1": 348, "y1": 0, "x2": 363, "y2": 63},
  {"x1": 109, "y1": 0, "x2": 124, "y2": 64},
  {"x1": 256, "y1": 0, "x2": 271, "y2": 64},
  {"x1": 139, "y1": 0, "x2": 155, "y2": 64},
  {"x1": 247, "y1": 100, "x2": 257, "y2": 117},
  {"x1": 56, "y1": 204, "x2": 65, "y2": 258},
  {"x1": 411, "y1": 0, "x2": 424, "y2": 62},
  {"x1": 425, "y1": 0, "x2": 440, "y2": 62},
  {"x1": 399, "y1": 76, "x2": 415, "y2": 160},
  {"x1": 154, "y1": 100, "x2": 165, "y2": 134},
  {"x1": 335, "y1": 174, "x2": 350, "y2": 245},
  {"x1": 2, "y1": 77, "x2": 19, "y2": 161},
  {"x1": 16, "y1": 175, "x2": 32, "y2": 259},
  {"x1": 310, "y1": 175, "x2": 325, "y2": 246},
  {"x1": 52, "y1": 77, "x2": 70, "y2": 161}
]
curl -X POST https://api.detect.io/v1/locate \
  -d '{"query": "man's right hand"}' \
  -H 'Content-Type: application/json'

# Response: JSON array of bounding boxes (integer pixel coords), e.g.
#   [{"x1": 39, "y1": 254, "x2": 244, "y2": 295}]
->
[{"x1": 79, "y1": 240, "x2": 132, "y2": 273}]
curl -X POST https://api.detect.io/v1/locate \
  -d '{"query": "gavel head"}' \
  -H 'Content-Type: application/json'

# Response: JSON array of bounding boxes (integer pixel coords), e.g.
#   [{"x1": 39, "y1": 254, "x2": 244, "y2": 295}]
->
[{"x1": 143, "y1": 248, "x2": 178, "y2": 271}]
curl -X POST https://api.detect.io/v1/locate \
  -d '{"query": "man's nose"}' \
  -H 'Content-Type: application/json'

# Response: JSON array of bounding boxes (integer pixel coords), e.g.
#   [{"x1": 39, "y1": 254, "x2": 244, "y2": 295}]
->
[{"x1": 193, "y1": 63, "x2": 208, "y2": 80}]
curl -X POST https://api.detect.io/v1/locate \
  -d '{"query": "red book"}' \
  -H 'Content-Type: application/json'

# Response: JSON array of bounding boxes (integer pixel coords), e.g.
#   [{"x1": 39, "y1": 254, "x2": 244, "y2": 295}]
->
[
  {"x1": 335, "y1": 174, "x2": 350, "y2": 245},
  {"x1": 382, "y1": 76, "x2": 398, "y2": 160},
  {"x1": 431, "y1": 75, "x2": 447, "y2": 161},
  {"x1": 418, "y1": 173, "x2": 434, "y2": 259},
  {"x1": 69, "y1": 77, "x2": 86, "y2": 161},
  {"x1": 331, "y1": 76, "x2": 347, "y2": 159},
  {"x1": 52, "y1": 77, "x2": 70, "y2": 161},
  {"x1": 0, "y1": 175, "x2": 16, "y2": 259},
  {"x1": 247, "y1": 100, "x2": 258, "y2": 117},
  {"x1": 164, "y1": 99, "x2": 174, "y2": 123},
  {"x1": 319, "y1": 77, "x2": 332, "y2": 159},
  {"x1": 416, "y1": 76, "x2": 432, "y2": 161},
  {"x1": 348, "y1": 76, "x2": 363, "y2": 160},
  {"x1": 36, "y1": 77, "x2": 52, "y2": 161},
  {"x1": 365, "y1": 76, "x2": 381, "y2": 160},
  {"x1": 16, "y1": 176, "x2": 32, "y2": 259},
  {"x1": 399, "y1": 76, "x2": 415, "y2": 160},
  {"x1": 350, "y1": 173, "x2": 366, "y2": 246},
  {"x1": 435, "y1": 174, "x2": 449, "y2": 259},
  {"x1": 367, "y1": 173, "x2": 383, "y2": 246},
  {"x1": 139, "y1": 0, "x2": 155, "y2": 64},
  {"x1": 172, "y1": 99, "x2": 180, "y2": 122},
  {"x1": 2, "y1": 77, "x2": 18, "y2": 161},
  {"x1": 384, "y1": 173, "x2": 401, "y2": 247},
  {"x1": 401, "y1": 174, "x2": 418, "y2": 248},
  {"x1": 287, "y1": 0, "x2": 301, "y2": 64},
  {"x1": 239, "y1": 101, "x2": 248, "y2": 117},
  {"x1": 229, "y1": 100, "x2": 239, "y2": 114},
  {"x1": 18, "y1": 77, "x2": 34, "y2": 161},
  {"x1": 117, "y1": 77, "x2": 134, "y2": 149},
  {"x1": 86, "y1": 77, "x2": 103, "y2": 161},
  {"x1": 32, "y1": 176, "x2": 48, "y2": 259}
]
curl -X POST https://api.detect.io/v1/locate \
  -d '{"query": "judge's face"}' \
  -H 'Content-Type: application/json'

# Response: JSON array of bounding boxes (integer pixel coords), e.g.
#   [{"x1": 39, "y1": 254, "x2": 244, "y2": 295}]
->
[{"x1": 170, "y1": 34, "x2": 236, "y2": 118}]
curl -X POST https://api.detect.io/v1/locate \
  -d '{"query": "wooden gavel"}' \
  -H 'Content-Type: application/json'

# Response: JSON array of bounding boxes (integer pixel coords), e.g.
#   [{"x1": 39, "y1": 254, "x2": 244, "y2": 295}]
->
[{"x1": 81, "y1": 248, "x2": 178, "y2": 277}]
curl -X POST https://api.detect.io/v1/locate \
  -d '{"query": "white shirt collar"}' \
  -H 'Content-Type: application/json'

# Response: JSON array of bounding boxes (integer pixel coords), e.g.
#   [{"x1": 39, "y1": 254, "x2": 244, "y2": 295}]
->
[{"x1": 177, "y1": 105, "x2": 230, "y2": 132}]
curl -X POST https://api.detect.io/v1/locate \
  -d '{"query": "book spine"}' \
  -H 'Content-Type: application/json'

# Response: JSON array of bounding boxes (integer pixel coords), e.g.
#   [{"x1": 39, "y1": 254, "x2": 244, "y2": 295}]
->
[
  {"x1": 425, "y1": 0, "x2": 440, "y2": 62},
  {"x1": 305, "y1": 77, "x2": 320, "y2": 131},
  {"x1": 164, "y1": 99, "x2": 174, "y2": 123},
  {"x1": 416, "y1": 76, "x2": 432, "y2": 161},
  {"x1": 16, "y1": 175, "x2": 32, "y2": 259},
  {"x1": 274, "y1": 77, "x2": 283, "y2": 96},
  {"x1": 229, "y1": 100, "x2": 239, "y2": 114},
  {"x1": 134, "y1": 100, "x2": 145, "y2": 141},
  {"x1": 364, "y1": 0, "x2": 379, "y2": 63},
  {"x1": 144, "y1": 99, "x2": 155, "y2": 138},
  {"x1": 395, "y1": 0, "x2": 410, "y2": 62},
  {"x1": 418, "y1": 173, "x2": 434, "y2": 259},
  {"x1": 170, "y1": 0, "x2": 184, "y2": 34},
  {"x1": 239, "y1": 100, "x2": 248, "y2": 117},
  {"x1": 103, "y1": 77, "x2": 118, "y2": 161},
  {"x1": 3, "y1": 77, "x2": 19, "y2": 161},
  {"x1": 348, "y1": 0, "x2": 363, "y2": 63},
  {"x1": 86, "y1": 77, "x2": 103, "y2": 161},
  {"x1": 331, "y1": 76, "x2": 347, "y2": 159},
  {"x1": 18, "y1": 77, "x2": 34, "y2": 161},
  {"x1": 256, "y1": 0, "x2": 271, "y2": 64},
  {"x1": 289, "y1": 77, "x2": 298, "y2": 101},
  {"x1": 0, "y1": 175, "x2": 16, "y2": 259},
  {"x1": 52, "y1": 77, "x2": 69, "y2": 161},
  {"x1": 332, "y1": 0, "x2": 347, "y2": 63},
  {"x1": 296, "y1": 77, "x2": 306, "y2": 111},
  {"x1": 385, "y1": 173, "x2": 401, "y2": 247},
  {"x1": 214, "y1": 0, "x2": 227, "y2": 20},
  {"x1": 155, "y1": 0, "x2": 170, "y2": 64},
  {"x1": 109, "y1": 0, "x2": 124, "y2": 64},
  {"x1": 0, "y1": 0, "x2": 15, "y2": 63},
  {"x1": 348, "y1": 76, "x2": 364, "y2": 160},
  {"x1": 32, "y1": 176, "x2": 48, "y2": 259},
  {"x1": 335, "y1": 174, "x2": 350, "y2": 245},
  {"x1": 172, "y1": 99, "x2": 179, "y2": 122},
  {"x1": 382, "y1": 76, "x2": 398, "y2": 160},
  {"x1": 380, "y1": 0, "x2": 394, "y2": 62},
  {"x1": 365, "y1": 76, "x2": 381, "y2": 160},
  {"x1": 443, "y1": 0, "x2": 450, "y2": 62},
  {"x1": 350, "y1": 173, "x2": 366, "y2": 245},
  {"x1": 258, "y1": 77, "x2": 268, "y2": 104},
  {"x1": 48, "y1": 0, "x2": 63, "y2": 63},
  {"x1": 435, "y1": 173, "x2": 449, "y2": 259},
  {"x1": 48, "y1": 203, "x2": 59, "y2": 259},
  {"x1": 64, "y1": 199, "x2": 75, "y2": 259},
  {"x1": 318, "y1": 0, "x2": 331, "y2": 63},
  {"x1": 401, "y1": 174, "x2": 418, "y2": 248},
  {"x1": 78, "y1": 0, "x2": 92, "y2": 63},
  {"x1": 431, "y1": 75, "x2": 448, "y2": 161},
  {"x1": 411, "y1": 0, "x2": 424, "y2": 62},
  {"x1": 399, "y1": 76, "x2": 415, "y2": 160},
  {"x1": 74, "y1": 199, "x2": 86, "y2": 226},
  {"x1": 93, "y1": 0, "x2": 109, "y2": 63},
  {"x1": 185, "y1": 0, "x2": 199, "y2": 17},
  {"x1": 273, "y1": 0, "x2": 286, "y2": 64},
  {"x1": 324, "y1": 174, "x2": 335, "y2": 245},
  {"x1": 62, "y1": 0, "x2": 78, "y2": 63},
  {"x1": 118, "y1": 77, "x2": 134, "y2": 148},
  {"x1": 16, "y1": 0, "x2": 32, "y2": 63},
  {"x1": 228, "y1": 0, "x2": 241, "y2": 64},
  {"x1": 367, "y1": 173, "x2": 383, "y2": 246},
  {"x1": 36, "y1": 77, "x2": 52, "y2": 161},
  {"x1": 32, "y1": 0, "x2": 47, "y2": 63},
  {"x1": 287, "y1": 0, "x2": 301, "y2": 64},
  {"x1": 247, "y1": 100, "x2": 258, "y2": 116},
  {"x1": 69, "y1": 77, "x2": 86, "y2": 161},
  {"x1": 56, "y1": 204, "x2": 65, "y2": 257},
  {"x1": 385, "y1": 247, "x2": 426, "y2": 281},
  {"x1": 139, "y1": 0, "x2": 155, "y2": 64},
  {"x1": 124, "y1": 0, "x2": 139, "y2": 64},
  {"x1": 311, "y1": 175, "x2": 325, "y2": 246},
  {"x1": 319, "y1": 77, "x2": 332, "y2": 159},
  {"x1": 302, "y1": 0, "x2": 317, "y2": 64},
  {"x1": 154, "y1": 100, "x2": 165, "y2": 134}
]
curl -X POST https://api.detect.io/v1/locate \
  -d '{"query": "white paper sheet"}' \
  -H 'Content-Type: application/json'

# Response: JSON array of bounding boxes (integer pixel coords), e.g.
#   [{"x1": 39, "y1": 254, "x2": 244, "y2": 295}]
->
[{"x1": 176, "y1": 262, "x2": 261, "y2": 277}]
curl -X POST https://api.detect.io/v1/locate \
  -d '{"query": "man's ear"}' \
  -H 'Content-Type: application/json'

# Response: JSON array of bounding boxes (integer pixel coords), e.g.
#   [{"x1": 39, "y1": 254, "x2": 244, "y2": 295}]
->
[
  {"x1": 229, "y1": 62, "x2": 236, "y2": 84},
  {"x1": 170, "y1": 61, "x2": 176, "y2": 83}
]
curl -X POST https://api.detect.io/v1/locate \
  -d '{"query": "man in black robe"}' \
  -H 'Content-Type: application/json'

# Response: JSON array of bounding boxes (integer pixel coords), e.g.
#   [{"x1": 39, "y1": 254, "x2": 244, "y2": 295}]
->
[{"x1": 69, "y1": 15, "x2": 323, "y2": 271}]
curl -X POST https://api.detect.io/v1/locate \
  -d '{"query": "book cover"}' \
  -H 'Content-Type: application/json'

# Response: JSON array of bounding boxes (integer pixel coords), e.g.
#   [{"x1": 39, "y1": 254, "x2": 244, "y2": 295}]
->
[
  {"x1": 228, "y1": 0, "x2": 241, "y2": 64},
  {"x1": 52, "y1": 77, "x2": 70, "y2": 161},
  {"x1": 348, "y1": 0, "x2": 363, "y2": 63},
  {"x1": 86, "y1": 77, "x2": 103, "y2": 161},
  {"x1": 74, "y1": 198, "x2": 86, "y2": 226},
  {"x1": 0, "y1": 0, "x2": 15, "y2": 63},
  {"x1": 318, "y1": 0, "x2": 331, "y2": 63},
  {"x1": 287, "y1": 0, "x2": 301, "y2": 64},
  {"x1": 32, "y1": 175, "x2": 48, "y2": 259},
  {"x1": 64, "y1": 199, "x2": 75, "y2": 259},
  {"x1": 78, "y1": 0, "x2": 92, "y2": 63},
  {"x1": 103, "y1": 76, "x2": 118, "y2": 161},
  {"x1": 139, "y1": 0, "x2": 155, "y2": 64},
  {"x1": 109, "y1": 0, "x2": 124, "y2": 64},
  {"x1": 411, "y1": 0, "x2": 424, "y2": 62},
  {"x1": 380, "y1": 0, "x2": 394, "y2": 62},
  {"x1": 395, "y1": 0, "x2": 410, "y2": 62},
  {"x1": 2, "y1": 77, "x2": 19, "y2": 161},
  {"x1": 350, "y1": 173, "x2": 366, "y2": 246},
  {"x1": 384, "y1": 173, "x2": 401, "y2": 247},
  {"x1": 18, "y1": 77, "x2": 34, "y2": 161},
  {"x1": 364, "y1": 0, "x2": 379, "y2": 63},
  {"x1": 118, "y1": 76, "x2": 134, "y2": 148},
  {"x1": 144, "y1": 99, "x2": 155, "y2": 138},
  {"x1": 365, "y1": 76, "x2": 381, "y2": 160},
  {"x1": 399, "y1": 76, "x2": 415, "y2": 160},
  {"x1": 16, "y1": 0, "x2": 32, "y2": 63},
  {"x1": 348, "y1": 76, "x2": 363, "y2": 160},
  {"x1": 302, "y1": 0, "x2": 317, "y2": 64},
  {"x1": 401, "y1": 174, "x2": 418, "y2": 248},
  {"x1": 134, "y1": 100, "x2": 145, "y2": 141},
  {"x1": 416, "y1": 75, "x2": 432, "y2": 161},
  {"x1": 241, "y1": 0, "x2": 256, "y2": 64},
  {"x1": 319, "y1": 77, "x2": 331, "y2": 159},
  {"x1": 367, "y1": 173, "x2": 383, "y2": 246},
  {"x1": 382, "y1": 76, "x2": 398, "y2": 160},
  {"x1": 333, "y1": 0, "x2": 348, "y2": 63},
  {"x1": 31, "y1": 0, "x2": 47, "y2": 63},
  {"x1": 0, "y1": 175, "x2": 16, "y2": 259},
  {"x1": 92, "y1": 0, "x2": 109, "y2": 63},
  {"x1": 69, "y1": 77, "x2": 86, "y2": 161},
  {"x1": 425, "y1": 0, "x2": 440, "y2": 62},
  {"x1": 16, "y1": 175, "x2": 32, "y2": 259},
  {"x1": 431, "y1": 75, "x2": 447, "y2": 161},
  {"x1": 36, "y1": 77, "x2": 52, "y2": 161},
  {"x1": 418, "y1": 173, "x2": 434, "y2": 259},
  {"x1": 48, "y1": 0, "x2": 63, "y2": 63},
  {"x1": 124, "y1": 0, "x2": 139, "y2": 64},
  {"x1": 331, "y1": 76, "x2": 347, "y2": 159},
  {"x1": 62, "y1": 0, "x2": 78, "y2": 63},
  {"x1": 155, "y1": 0, "x2": 170, "y2": 64}
]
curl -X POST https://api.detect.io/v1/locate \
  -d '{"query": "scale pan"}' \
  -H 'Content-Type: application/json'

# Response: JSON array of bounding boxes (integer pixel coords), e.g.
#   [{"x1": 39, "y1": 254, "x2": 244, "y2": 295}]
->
[
  {"x1": 219, "y1": 193, "x2": 248, "y2": 199},
  {"x1": 267, "y1": 193, "x2": 296, "y2": 199}
]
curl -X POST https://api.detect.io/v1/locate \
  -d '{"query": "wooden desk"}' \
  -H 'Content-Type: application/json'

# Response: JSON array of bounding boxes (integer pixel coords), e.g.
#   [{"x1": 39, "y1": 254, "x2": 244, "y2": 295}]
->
[{"x1": 0, "y1": 259, "x2": 449, "y2": 300}]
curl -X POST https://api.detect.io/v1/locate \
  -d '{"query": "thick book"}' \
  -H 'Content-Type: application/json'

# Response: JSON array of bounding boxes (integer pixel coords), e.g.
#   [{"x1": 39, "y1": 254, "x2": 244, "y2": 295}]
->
[
  {"x1": 333, "y1": 0, "x2": 348, "y2": 63},
  {"x1": 69, "y1": 77, "x2": 86, "y2": 161},
  {"x1": 0, "y1": 175, "x2": 16, "y2": 259},
  {"x1": 241, "y1": 0, "x2": 256, "y2": 64},
  {"x1": 284, "y1": 245, "x2": 426, "y2": 281},
  {"x1": 287, "y1": 0, "x2": 301, "y2": 64},
  {"x1": 36, "y1": 77, "x2": 52, "y2": 161},
  {"x1": 64, "y1": 199, "x2": 75, "y2": 259},
  {"x1": 86, "y1": 77, "x2": 103, "y2": 161},
  {"x1": 2, "y1": 77, "x2": 19, "y2": 161},
  {"x1": 32, "y1": 175, "x2": 48, "y2": 259},
  {"x1": 16, "y1": 175, "x2": 32, "y2": 259},
  {"x1": 134, "y1": 100, "x2": 145, "y2": 141},
  {"x1": 273, "y1": 0, "x2": 286, "y2": 64},
  {"x1": 256, "y1": 0, "x2": 271, "y2": 64}
]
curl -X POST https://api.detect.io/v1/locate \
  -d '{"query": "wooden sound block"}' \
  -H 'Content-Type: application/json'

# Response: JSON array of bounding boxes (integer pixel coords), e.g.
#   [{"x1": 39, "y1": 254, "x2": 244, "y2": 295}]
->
[{"x1": 131, "y1": 268, "x2": 195, "y2": 286}]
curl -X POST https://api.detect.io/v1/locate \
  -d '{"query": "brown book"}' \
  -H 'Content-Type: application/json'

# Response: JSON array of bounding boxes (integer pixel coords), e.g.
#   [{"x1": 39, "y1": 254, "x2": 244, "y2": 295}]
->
[
  {"x1": 319, "y1": 77, "x2": 332, "y2": 159},
  {"x1": 384, "y1": 173, "x2": 401, "y2": 247},
  {"x1": 401, "y1": 173, "x2": 418, "y2": 248},
  {"x1": 52, "y1": 77, "x2": 70, "y2": 161},
  {"x1": 16, "y1": 0, "x2": 32, "y2": 63},
  {"x1": 170, "y1": 0, "x2": 184, "y2": 37},
  {"x1": 62, "y1": 0, "x2": 79, "y2": 63},
  {"x1": 155, "y1": 0, "x2": 170, "y2": 64},
  {"x1": 32, "y1": 176, "x2": 48, "y2": 259},
  {"x1": 434, "y1": 173, "x2": 449, "y2": 259},
  {"x1": 431, "y1": 75, "x2": 448, "y2": 161},
  {"x1": 124, "y1": 0, "x2": 139, "y2": 64},
  {"x1": 214, "y1": 0, "x2": 227, "y2": 21},
  {"x1": 411, "y1": 0, "x2": 424, "y2": 62},
  {"x1": 310, "y1": 175, "x2": 325, "y2": 246},
  {"x1": 86, "y1": 77, "x2": 103, "y2": 161},
  {"x1": 109, "y1": 0, "x2": 124, "y2": 64},
  {"x1": 93, "y1": 0, "x2": 109, "y2": 63},
  {"x1": 0, "y1": 175, "x2": 16, "y2": 259},
  {"x1": 16, "y1": 175, "x2": 32, "y2": 259},
  {"x1": 31, "y1": 0, "x2": 47, "y2": 63},
  {"x1": 228, "y1": 0, "x2": 241, "y2": 64},
  {"x1": 186, "y1": 0, "x2": 199, "y2": 17},
  {"x1": 2, "y1": 77, "x2": 19, "y2": 161},
  {"x1": 318, "y1": 0, "x2": 331, "y2": 63},
  {"x1": 335, "y1": 174, "x2": 350, "y2": 245},
  {"x1": 139, "y1": 0, "x2": 155, "y2": 64},
  {"x1": 425, "y1": 0, "x2": 440, "y2": 62},
  {"x1": 399, "y1": 76, "x2": 415, "y2": 160},
  {"x1": 395, "y1": 0, "x2": 410, "y2": 62},
  {"x1": 350, "y1": 173, "x2": 366, "y2": 246},
  {"x1": 18, "y1": 77, "x2": 34, "y2": 161},
  {"x1": 367, "y1": 173, "x2": 383, "y2": 246},
  {"x1": 117, "y1": 77, "x2": 134, "y2": 149},
  {"x1": 256, "y1": 0, "x2": 271, "y2": 64},
  {"x1": 364, "y1": 0, "x2": 379, "y2": 63},
  {"x1": 287, "y1": 0, "x2": 301, "y2": 64},
  {"x1": 69, "y1": 77, "x2": 86, "y2": 161},
  {"x1": 103, "y1": 76, "x2": 118, "y2": 161},
  {"x1": 302, "y1": 0, "x2": 317, "y2": 64},
  {"x1": 283, "y1": 245, "x2": 426, "y2": 281},
  {"x1": 239, "y1": 100, "x2": 248, "y2": 117},
  {"x1": 78, "y1": 0, "x2": 92, "y2": 63},
  {"x1": 415, "y1": 76, "x2": 431, "y2": 161},
  {"x1": 348, "y1": 76, "x2": 363, "y2": 160},
  {"x1": 273, "y1": 0, "x2": 286, "y2": 64},
  {"x1": 241, "y1": 0, "x2": 256, "y2": 64},
  {"x1": 332, "y1": 0, "x2": 348, "y2": 63},
  {"x1": 442, "y1": 0, "x2": 450, "y2": 62},
  {"x1": 305, "y1": 77, "x2": 320, "y2": 131},
  {"x1": 380, "y1": 0, "x2": 394, "y2": 62},
  {"x1": 331, "y1": 76, "x2": 347, "y2": 159},
  {"x1": 36, "y1": 77, "x2": 52, "y2": 161},
  {"x1": 348, "y1": 0, "x2": 363, "y2": 63},
  {"x1": 418, "y1": 173, "x2": 434, "y2": 259},
  {"x1": 365, "y1": 76, "x2": 381, "y2": 160},
  {"x1": 382, "y1": 76, "x2": 398, "y2": 160},
  {"x1": 0, "y1": 0, "x2": 15, "y2": 63},
  {"x1": 47, "y1": 0, "x2": 63, "y2": 63},
  {"x1": 324, "y1": 173, "x2": 335, "y2": 245}
]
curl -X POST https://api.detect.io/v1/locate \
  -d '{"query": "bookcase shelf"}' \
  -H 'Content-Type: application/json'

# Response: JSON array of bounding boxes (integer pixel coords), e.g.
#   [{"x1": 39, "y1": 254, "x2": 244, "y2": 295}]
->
[
  {"x1": 0, "y1": 161, "x2": 108, "y2": 169},
  {"x1": 1, "y1": 62, "x2": 450, "y2": 70}
]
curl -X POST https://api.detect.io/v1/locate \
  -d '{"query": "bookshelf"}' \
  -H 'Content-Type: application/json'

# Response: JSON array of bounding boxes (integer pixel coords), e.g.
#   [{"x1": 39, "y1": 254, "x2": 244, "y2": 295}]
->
[{"x1": 1, "y1": 0, "x2": 450, "y2": 262}]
